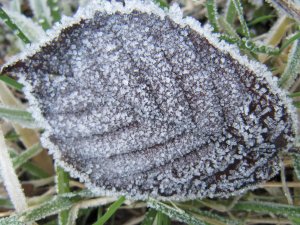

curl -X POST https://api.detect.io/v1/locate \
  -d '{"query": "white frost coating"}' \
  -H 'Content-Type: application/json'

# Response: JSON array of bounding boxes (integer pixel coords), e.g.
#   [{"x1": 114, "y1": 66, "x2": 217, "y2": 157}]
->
[
  {"x1": 266, "y1": 0, "x2": 300, "y2": 23},
  {"x1": 0, "y1": 128, "x2": 28, "y2": 212},
  {"x1": 3, "y1": 8, "x2": 46, "y2": 44},
  {"x1": 1, "y1": 0, "x2": 298, "y2": 200},
  {"x1": 2, "y1": 0, "x2": 296, "y2": 135}
]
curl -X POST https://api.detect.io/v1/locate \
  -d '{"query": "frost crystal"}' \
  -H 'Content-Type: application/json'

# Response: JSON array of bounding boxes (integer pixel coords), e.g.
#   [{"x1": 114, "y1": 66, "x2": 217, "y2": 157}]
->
[{"x1": 1, "y1": 0, "x2": 297, "y2": 200}]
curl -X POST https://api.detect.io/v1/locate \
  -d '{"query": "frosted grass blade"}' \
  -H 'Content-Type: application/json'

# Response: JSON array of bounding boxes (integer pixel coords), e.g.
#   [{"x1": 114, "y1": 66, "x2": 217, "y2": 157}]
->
[
  {"x1": 220, "y1": 34, "x2": 280, "y2": 55},
  {"x1": 225, "y1": 0, "x2": 236, "y2": 25},
  {"x1": 231, "y1": 0, "x2": 250, "y2": 37},
  {"x1": 278, "y1": 39, "x2": 300, "y2": 89},
  {"x1": 0, "y1": 105, "x2": 35, "y2": 126},
  {"x1": 29, "y1": 0, "x2": 52, "y2": 30},
  {"x1": 5, "y1": 9, "x2": 46, "y2": 43},
  {"x1": 206, "y1": 0, "x2": 219, "y2": 32},
  {"x1": 57, "y1": 166, "x2": 70, "y2": 225},
  {"x1": 0, "y1": 192, "x2": 87, "y2": 224},
  {"x1": 47, "y1": 0, "x2": 61, "y2": 22},
  {"x1": 233, "y1": 201, "x2": 300, "y2": 217},
  {"x1": 0, "y1": 128, "x2": 28, "y2": 212},
  {"x1": 12, "y1": 143, "x2": 43, "y2": 169},
  {"x1": 218, "y1": 16, "x2": 240, "y2": 39},
  {"x1": 93, "y1": 196, "x2": 126, "y2": 225},
  {"x1": 147, "y1": 199, "x2": 206, "y2": 225},
  {"x1": 0, "y1": 6, "x2": 30, "y2": 44},
  {"x1": 280, "y1": 31, "x2": 300, "y2": 52}
]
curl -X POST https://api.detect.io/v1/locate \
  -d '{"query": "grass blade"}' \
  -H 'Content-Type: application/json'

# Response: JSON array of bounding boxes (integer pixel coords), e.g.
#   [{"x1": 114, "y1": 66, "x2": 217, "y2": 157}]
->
[
  {"x1": 278, "y1": 39, "x2": 300, "y2": 89},
  {"x1": 47, "y1": 0, "x2": 61, "y2": 22},
  {"x1": 231, "y1": 0, "x2": 250, "y2": 37},
  {"x1": 29, "y1": 0, "x2": 52, "y2": 30},
  {"x1": 178, "y1": 204, "x2": 243, "y2": 225},
  {"x1": 288, "y1": 92, "x2": 300, "y2": 97},
  {"x1": 0, "y1": 6, "x2": 30, "y2": 44},
  {"x1": 154, "y1": 0, "x2": 169, "y2": 8},
  {"x1": 12, "y1": 143, "x2": 43, "y2": 169},
  {"x1": 206, "y1": 0, "x2": 219, "y2": 32},
  {"x1": 156, "y1": 211, "x2": 171, "y2": 225},
  {"x1": 0, "y1": 128, "x2": 28, "y2": 212},
  {"x1": 9, "y1": 147, "x2": 50, "y2": 178},
  {"x1": 147, "y1": 199, "x2": 207, "y2": 225},
  {"x1": 220, "y1": 34, "x2": 279, "y2": 55},
  {"x1": 141, "y1": 208, "x2": 157, "y2": 225},
  {"x1": 93, "y1": 196, "x2": 125, "y2": 225},
  {"x1": 0, "y1": 197, "x2": 13, "y2": 209},
  {"x1": 248, "y1": 15, "x2": 276, "y2": 26},
  {"x1": 280, "y1": 31, "x2": 300, "y2": 52},
  {"x1": 57, "y1": 166, "x2": 70, "y2": 225},
  {"x1": 0, "y1": 75, "x2": 23, "y2": 91},
  {"x1": 22, "y1": 161, "x2": 50, "y2": 178},
  {"x1": 218, "y1": 16, "x2": 240, "y2": 38},
  {"x1": 233, "y1": 201, "x2": 300, "y2": 217},
  {"x1": 5, "y1": 9, "x2": 46, "y2": 43},
  {"x1": 0, "y1": 105, "x2": 35, "y2": 126},
  {"x1": 225, "y1": 0, "x2": 236, "y2": 25},
  {"x1": 0, "y1": 192, "x2": 88, "y2": 224}
]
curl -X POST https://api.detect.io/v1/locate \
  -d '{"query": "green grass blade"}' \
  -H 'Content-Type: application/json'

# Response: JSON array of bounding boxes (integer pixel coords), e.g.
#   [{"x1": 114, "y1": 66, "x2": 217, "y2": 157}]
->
[
  {"x1": 0, "y1": 192, "x2": 86, "y2": 224},
  {"x1": 220, "y1": 34, "x2": 279, "y2": 55},
  {"x1": 22, "y1": 162, "x2": 50, "y2": 178},
  {"x1": 206, "y1": 0, "x2": 219, "y2": 32},
  {"x1": 0, "y1": 197, "x2": 13, "y2": 209},
  {"x1": 93, "y1": 196, "x2": 125, "y2": 225},
  {"x1": 278, "y1": 39, "x2": 300, "y2": 89},
  {"x1": 248, "y1": 15, "x2": 276, "y2": 26},
  {"x1": 0, "y1": 6, "x2": 31, "y2": 44},
  {"x1": 29, "y1": 0, "x2": 52, "y2": 30},
  {"x1": 280, "y1": 31, "x2": 300, "y2": 52},
  {"x1": 233, "y1": 201, "x2": 300, "y2": 217},
  {"x1": 231, "y1": 0, "x2": 250, "y2": 37},
  {"x1": 57, "y1": 166, "x2": 70, "y2": 225},
  {"x1": 0, "y1": 105, "x2": 35, "y2": 126},
  {"x1": 9, "y1": 150, "x2": 50, "y2": 178},
  {"x1": 288, "y1": 92, "x2": 300, "y2": 97},
  {"x1": 0, "y1": 75, "x2": 23, "y2": 91},
  {"x1": 156, "y1": 211, "x2": 171, "y2": 225},
  {"x1": 141, "y1": 209, "x2": 157, "y2": 225},
  {"x1": 12, "y1": 143, "x2": 43, "y2": 169},
  {"x1": 293, "y1": 102, "x2": 300, "y2": 108},
  {"x1": 225, "y1": 0, "x2": 236, "y2": 25},
  {"x1": 5, "y1": 9, "x2": 46, "y2": 43},
  {"x1": 21, "y1": 195, "x2": 81, "y2": 222},
  {"x1": 154, "y1": 0, "x2": 169, "y2": 8},
  {"x1": 291, "y1": 216, "x2": 300, "y2": 225},
  {"x1": 147, "y1": 199, "x2": 207, "y2": 225},
  {"x1": 178, "y1": 204, "x2": 243, "y2": 225},
  {"x1": 218, "y1": 16, "x2": 240, "y2": 38},
  {"x1": 47, "y1": 0, "x2": 61, "y2": 22}
]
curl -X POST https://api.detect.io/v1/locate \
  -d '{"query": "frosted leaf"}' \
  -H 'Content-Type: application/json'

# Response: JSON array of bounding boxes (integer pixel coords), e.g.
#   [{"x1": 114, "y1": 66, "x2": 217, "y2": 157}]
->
[{"x1": 1, "y1": 0, "x2": 297, "y2": 200}]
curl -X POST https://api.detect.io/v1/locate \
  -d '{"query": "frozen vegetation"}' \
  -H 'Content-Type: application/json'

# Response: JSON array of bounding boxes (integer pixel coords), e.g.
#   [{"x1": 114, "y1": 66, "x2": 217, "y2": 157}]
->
[{"x1": 1, "y1": 0, "x2": 297, "y2": 200}]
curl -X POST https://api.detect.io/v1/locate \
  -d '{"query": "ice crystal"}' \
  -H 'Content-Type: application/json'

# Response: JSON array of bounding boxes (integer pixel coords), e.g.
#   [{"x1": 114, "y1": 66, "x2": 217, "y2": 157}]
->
[{"x1": 1, "y1": 0, "x2": 297, "y2": 200}]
